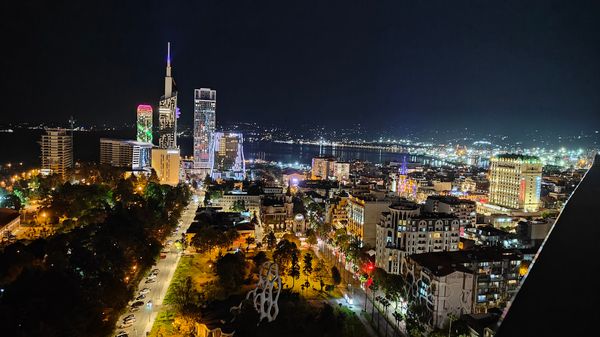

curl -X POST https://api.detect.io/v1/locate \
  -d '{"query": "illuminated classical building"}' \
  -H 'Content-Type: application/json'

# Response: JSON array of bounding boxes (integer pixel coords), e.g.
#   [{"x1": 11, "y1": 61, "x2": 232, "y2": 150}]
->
[
  {"x1": 193, "y1": 88, "x2": 216, "y2": 176},
  {"x1": 151, "y1": 148, "x2": 180, "y2": 186},
  {"x1": 157, "y1": 42, "x2": 178, "y2": 150},
  {"x1": 100, "y1": 138, "x2": 152, "y2": 170},
  {"x1": 211, "y1": 132, "x2": 245, "y2": 180},
  {"x1": 136, "y1": 104, "x2": 153, "y2": 143},
  {"x1": 40, "y1": 128, "x2": 73, "y2": 178},
  {"x1": 489, "y1": 154, "x2": 542, "y2": 212}
]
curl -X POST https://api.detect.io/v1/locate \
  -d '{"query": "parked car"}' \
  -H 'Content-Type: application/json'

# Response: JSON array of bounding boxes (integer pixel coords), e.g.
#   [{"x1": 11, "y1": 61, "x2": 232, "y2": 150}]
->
[{"x1": 139, "y1": 288, "x2": 150, "y2": 295}]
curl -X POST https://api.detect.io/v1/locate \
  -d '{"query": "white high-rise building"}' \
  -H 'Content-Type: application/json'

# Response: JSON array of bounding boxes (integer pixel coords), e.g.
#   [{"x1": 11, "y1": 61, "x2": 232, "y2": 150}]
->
[
  {"x1": 193, "y1": 88, "x2": 216, "y2": 176},
  {"x1": 158, "y1": 42, "x2": 178, "y2": 149},
  {"x1": 40, "y1": 128, "x2": 73, "y2": 178}
]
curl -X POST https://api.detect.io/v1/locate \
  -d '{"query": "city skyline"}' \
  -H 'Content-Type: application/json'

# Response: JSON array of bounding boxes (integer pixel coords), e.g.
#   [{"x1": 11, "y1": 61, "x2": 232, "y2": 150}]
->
[{"x1": 2, "y1": 1, "x2": 600, "y2": 137}]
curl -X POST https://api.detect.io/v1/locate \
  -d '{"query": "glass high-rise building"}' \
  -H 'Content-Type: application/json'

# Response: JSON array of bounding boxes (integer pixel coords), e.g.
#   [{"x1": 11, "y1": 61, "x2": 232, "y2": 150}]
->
[
  {"x1": 136, "y1": 104, "x2": 153, "y2": 143},
  {"x1": 193, "y1": 88, "x2": 216, "y2": 175},
  {"x1": 158, "y1": 42, "x2": 178, "y2": 149}
]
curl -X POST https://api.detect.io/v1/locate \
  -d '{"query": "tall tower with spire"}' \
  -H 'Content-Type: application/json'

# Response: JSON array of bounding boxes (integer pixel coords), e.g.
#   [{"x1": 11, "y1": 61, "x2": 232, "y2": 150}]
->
[
  {"x1": 158, "y1": 42, "x2": 178, "y2": 149},
  {"x1": 152, "y1": 42, "x2": 181, "y2": 186}
]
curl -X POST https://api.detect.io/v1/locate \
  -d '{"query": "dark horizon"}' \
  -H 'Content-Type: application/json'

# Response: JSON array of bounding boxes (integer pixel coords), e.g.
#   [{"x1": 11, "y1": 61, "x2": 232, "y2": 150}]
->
[{"x1": 2, "y1": 0, "x2": 600, "y2": 137}]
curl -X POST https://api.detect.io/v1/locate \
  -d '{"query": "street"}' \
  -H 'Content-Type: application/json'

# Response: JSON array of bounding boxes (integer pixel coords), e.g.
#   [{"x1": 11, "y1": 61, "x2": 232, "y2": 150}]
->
[{"x1": 113, "y1": 198, "x2": 199, "y2": 337}]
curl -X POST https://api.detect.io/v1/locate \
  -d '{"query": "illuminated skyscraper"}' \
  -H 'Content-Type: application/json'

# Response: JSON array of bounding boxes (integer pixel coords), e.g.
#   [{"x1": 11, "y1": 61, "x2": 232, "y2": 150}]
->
[
  {"x1": 136, "y1": 104, "x2": 153, "y2": 143},
  {"x1": 193, "y1": 88, "x2": 216, "y2": 175},
  {"x1": 211, "y1": 132, "x2": 245, "y2": 180},
  {"x1": 158, "y1": 42, "x2": 178, "y2": 149},
  {"x1": 489, "y1": 154, "x2": 543, "y2": 212},
  {"x1": 40, "y1": 128, "x2": 73, "y2": 178}
]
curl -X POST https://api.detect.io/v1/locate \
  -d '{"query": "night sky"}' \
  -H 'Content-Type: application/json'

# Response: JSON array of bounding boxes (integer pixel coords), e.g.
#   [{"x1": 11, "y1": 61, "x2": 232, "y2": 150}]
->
[{"x1": 1, "y1": 0, "x2": 599, "y2": 136}]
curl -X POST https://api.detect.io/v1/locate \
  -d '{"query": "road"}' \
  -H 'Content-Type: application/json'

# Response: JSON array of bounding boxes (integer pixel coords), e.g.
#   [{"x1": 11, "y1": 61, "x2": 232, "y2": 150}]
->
[
  {"x1": 113, "y1": 198, "x2": 199, "y2": 337},
  {"x1": 315, "y1": 241, "x2": 405, "y2": 337}
]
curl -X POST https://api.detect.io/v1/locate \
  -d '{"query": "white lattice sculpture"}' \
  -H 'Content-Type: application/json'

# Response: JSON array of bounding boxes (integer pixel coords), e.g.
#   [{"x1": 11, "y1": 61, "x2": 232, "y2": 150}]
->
[{"x1": 231, "y1": 261, "x2": 281, "y2": 323}]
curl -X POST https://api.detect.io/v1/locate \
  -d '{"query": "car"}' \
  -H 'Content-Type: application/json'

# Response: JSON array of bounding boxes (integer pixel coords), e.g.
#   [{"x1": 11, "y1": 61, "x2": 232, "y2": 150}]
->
[
  {"x1": 135, "y1": 294, "x2": 146, "y2": 301},
  {"x1": 129, "y1": 306, "x2": 140, "y2": 312},
  {"x1": 146, "y1": 274, "x2": 157, "y2": 280},
  {"x1": 123, "y1": 314, "x2": 135, "y2": 321},
  {"x1": 131, "y1": 300, "x2": 144, "y2": 308},
  {"x1": 151, "y1": 268, "x2": 159, "y2": 275},
  {"x1": 139, "y1": 287, "x2": 150, "y2": 295},
  {"x1": 115, "y1": 332, "x2": 128, "y2": 337},
  {"x1": 123, "y1": 316, "x2": 136, "y2": 323},
  {"x1": 145, "y1": 278, "x2": 156, "y2": 284},
  {"x1": 119, "y1": 321, "x2": 133, "y2": 329}
]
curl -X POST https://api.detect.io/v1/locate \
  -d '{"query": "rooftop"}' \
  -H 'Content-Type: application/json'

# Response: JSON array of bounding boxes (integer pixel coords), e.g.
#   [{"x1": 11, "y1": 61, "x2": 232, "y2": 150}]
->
[
  {"x1": 409, "y1": 248, "x2": 523, "y2": 275},
  {"x1": 492, "y1": 153, "x2": 541, "y2": 163},
  {"x1": 427, "y1": 195, "x2": 476, "y2": 205}
]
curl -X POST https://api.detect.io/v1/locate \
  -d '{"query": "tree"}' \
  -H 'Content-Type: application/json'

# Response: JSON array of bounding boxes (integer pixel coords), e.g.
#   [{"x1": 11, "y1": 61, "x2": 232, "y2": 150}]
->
[
  {"x1": 314, "y1": 258, "x2": 328, "y2": 291},
  {"x1": 306, "y1": 228, "x2": 318, "y2": 247},
  {"x1": 172, "y1": 276, "x2": 202, "y2": 315},
  {"x1": 244, "y1": 236, "x2": 255, "y2": 251},
  {"x1": 0, "y1": 193, "x2": 22, "y2": 210},
  {"x1": 203, "y1": 174, "x2": 213, "y2": 187},
  {"x1": 230, "y1": 199, "x2": 246, "y2": 212},
  {"x1": 262, "y1": 230, "x2": 277, "y2": 251},
  {"x1": 331, "y1": 266, "x2": 341, "y2": 286},
  {"x1": 190, "y1": 227, "x2": 221, "y2": 254},
  {"x1": 406, "y1": 301, "x2": 430, "y2": 337},
  {"x1": 289, "y1": 250, "x2": 300, "y2": 289},
  {"x1": 252, "y1": 251, "x2": 268, "y2": 270},
  {"x1": 215, "y1": 252, "x2": 246, "y2": 290},
  {"x1": 302, "y1": 252, "x2": 313, "y2": 282},
  {"x1": 272, "y1": 239, "x2": 298, "y2": 275}
]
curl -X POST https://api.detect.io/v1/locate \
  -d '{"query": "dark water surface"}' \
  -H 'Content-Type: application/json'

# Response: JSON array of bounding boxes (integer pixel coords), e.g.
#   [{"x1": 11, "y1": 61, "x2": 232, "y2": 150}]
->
[{"x1": 1, "y1": 129, "x2": 429, "y2": 167}]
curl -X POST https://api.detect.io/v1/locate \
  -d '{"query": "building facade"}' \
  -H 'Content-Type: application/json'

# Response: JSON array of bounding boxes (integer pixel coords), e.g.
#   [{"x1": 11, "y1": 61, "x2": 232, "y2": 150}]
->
[
  {"x1": 489, "y1": 154, "x2": 542, "y2": 212},
  {"x1": 100, "y1": 138, "x2": 152, "y2": 170},
  {"x1": 424, "y1": 195, "x2": 476, "y2": 228},
  {"x1": 211, "y1": 132, "x2": 245, "y2": 180},
  {"x1": 136, "y1": 104, "x2": 153, "y2": 143},
  {"x1": 40, "y1": 128, "x2": 73, "y2": 178},
  {"x1": 212, "y1": 192, "x2": 261, "y2": 217},
  {"x1": 403, "y1": 260, "x2": 474, "y2": 329},
  {"x1": 376, "y1": 209, "x2": 460, "y2": 274},
  {"x1": 375, "y1": 200, "x2": 421, "y2": 274},
  {"x1": 404, "y1": 249, "x2": 525, "y2": 328},
  {"x1": 158, "y1": 43, "x2": 178, "y2": 150},
  {"x1": 151, "y1": 148, "x2": 180, "y2": 186},
  {"x1": 193, "y1": 88, "x2": 216, "y2": 176},
  {"x1": 333, "y1": 161, "x2": 351, "y2": 183},
  {"x1": 311, "y1": 156, "x2": 336, "y2": 180},
  {"x1": 347, "y1": 193, "x2": 392, "y2": 247}
]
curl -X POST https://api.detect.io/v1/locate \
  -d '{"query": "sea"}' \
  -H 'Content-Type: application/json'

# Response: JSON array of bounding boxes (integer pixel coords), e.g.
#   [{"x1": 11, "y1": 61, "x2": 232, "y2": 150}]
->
[{"x1": 0, "y1": 129, "x2": 437, "y2": 168}]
